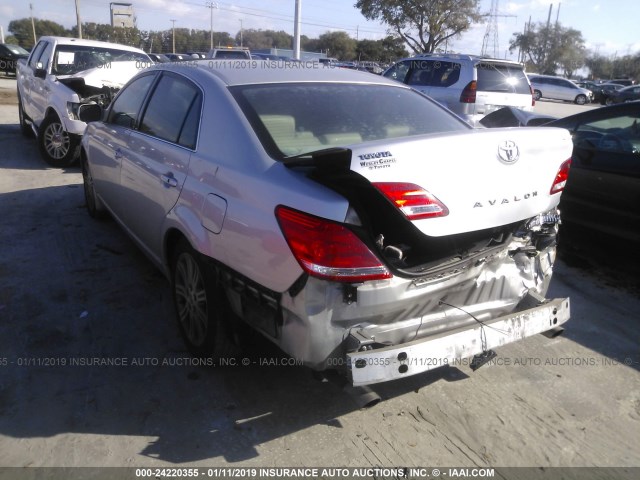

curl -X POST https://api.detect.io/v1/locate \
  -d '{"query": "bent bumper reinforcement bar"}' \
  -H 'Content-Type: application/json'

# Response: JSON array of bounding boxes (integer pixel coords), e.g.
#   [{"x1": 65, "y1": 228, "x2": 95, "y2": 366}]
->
[{"x1": 347, "y1": 297, "x2": 570, "y2": 386}]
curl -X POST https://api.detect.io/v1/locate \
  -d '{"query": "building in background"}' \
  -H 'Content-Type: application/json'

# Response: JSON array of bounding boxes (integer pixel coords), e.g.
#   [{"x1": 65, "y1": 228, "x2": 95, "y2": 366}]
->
[{"x1": 110, "y1": 3, "x2": 135, "y2": 29}]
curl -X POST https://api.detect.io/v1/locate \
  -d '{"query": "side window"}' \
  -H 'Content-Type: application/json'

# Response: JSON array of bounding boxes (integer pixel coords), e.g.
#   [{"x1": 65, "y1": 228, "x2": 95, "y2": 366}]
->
[
  {"x1": 28, "y1": 41, "x2": 47, "y2": 69},
  {"x1": 107, "y1": 74, "x2": 156, "y2": 129},
  {"x1": 38, "y1": 42, "x2": 55, "y2": 72},
  {"x1": 383, "y1": 61, "x2": 410, "y2": 84},
  {"x1": 575, "y1": 114, "x2": 640, "y2": 154},
  {"x1": 139, "y1": 73, "x2": 202, "y2": 148}
]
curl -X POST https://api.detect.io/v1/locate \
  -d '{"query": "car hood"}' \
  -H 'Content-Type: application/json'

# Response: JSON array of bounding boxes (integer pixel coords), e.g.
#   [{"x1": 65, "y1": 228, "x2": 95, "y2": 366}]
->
[
  {"x1": 57, "y1": 61, "x2": 141, "y2": 89},
  {"x1": 349, "y1": 128, "x2": 573, "y2": 237}
]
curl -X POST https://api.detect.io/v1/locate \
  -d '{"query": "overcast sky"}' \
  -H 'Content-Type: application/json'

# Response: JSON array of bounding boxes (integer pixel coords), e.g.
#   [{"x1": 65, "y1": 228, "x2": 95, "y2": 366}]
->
[{"x1": 1, "y1": 0, "x2": 638, "y2": 59}]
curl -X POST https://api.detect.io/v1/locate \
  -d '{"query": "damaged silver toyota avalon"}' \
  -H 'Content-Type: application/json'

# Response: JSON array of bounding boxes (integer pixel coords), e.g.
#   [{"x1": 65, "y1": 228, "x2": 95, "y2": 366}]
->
[{"x1": 81, "y1": 62, "x2": 572, "y2": 386}]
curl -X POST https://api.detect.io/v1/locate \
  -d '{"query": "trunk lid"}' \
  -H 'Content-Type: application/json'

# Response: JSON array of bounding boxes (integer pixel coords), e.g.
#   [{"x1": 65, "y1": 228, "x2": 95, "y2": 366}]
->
[{"x1": 349, "y1": 127, "x2": 573, "y2": 237}]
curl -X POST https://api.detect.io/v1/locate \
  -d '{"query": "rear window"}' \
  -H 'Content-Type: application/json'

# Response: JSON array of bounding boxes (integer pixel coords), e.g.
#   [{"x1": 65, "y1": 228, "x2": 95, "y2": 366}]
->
[
  {"x1": 231, "y1": 83, "x2": 469, "y2": 158},
  {"x1": 477, "y1": 63, "x2": 531, "y2": 94}
]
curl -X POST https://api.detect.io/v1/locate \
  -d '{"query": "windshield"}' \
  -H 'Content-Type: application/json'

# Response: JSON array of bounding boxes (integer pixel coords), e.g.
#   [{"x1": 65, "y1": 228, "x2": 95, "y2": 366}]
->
[
  {"x1": 52, "y1": 44, "x2": 149, "y2": 75},
  {"x1": 6, "y1": 44, "x2": 29, "y2": 55},
  {"x1": 231, "y1": 83, "x2": 469, "y2": 158}
]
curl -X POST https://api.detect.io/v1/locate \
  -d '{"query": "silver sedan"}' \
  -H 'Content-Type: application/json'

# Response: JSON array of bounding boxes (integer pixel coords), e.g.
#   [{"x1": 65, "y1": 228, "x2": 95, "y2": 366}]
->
[{"x1": 81, "y1": 61, "x2": 573, "y2": 386}]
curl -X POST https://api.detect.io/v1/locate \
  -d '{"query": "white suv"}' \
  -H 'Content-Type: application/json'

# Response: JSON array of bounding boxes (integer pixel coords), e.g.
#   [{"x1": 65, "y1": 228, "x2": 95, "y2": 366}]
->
[{"x1": 383, "y1": 54, "x2": 534, "y2": 125}]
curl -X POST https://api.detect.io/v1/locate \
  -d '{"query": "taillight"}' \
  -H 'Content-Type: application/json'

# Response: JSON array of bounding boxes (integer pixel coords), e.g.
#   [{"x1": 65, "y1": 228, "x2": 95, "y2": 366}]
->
[
  {"x1": 373, "y1": 182, "x2": 449, "y2": 220},
  {"x1": 460, "y1": 80, "x2": 477, "y2": 103},
  {"x1": 530, "y1": 85, "x2": 536, "y2": 106},
  {"x1": 275, "y1": 206, "x2": 391, "y2": 283},
  {"x1": 550, "y1": 159, "x2": 572, "y2": 194}
]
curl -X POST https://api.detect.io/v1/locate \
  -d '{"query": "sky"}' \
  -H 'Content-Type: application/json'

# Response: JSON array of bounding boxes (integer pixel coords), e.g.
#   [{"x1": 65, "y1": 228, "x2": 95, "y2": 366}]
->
[{"x1": 1, "y1": 0, "x2": 639, "y2": 59}]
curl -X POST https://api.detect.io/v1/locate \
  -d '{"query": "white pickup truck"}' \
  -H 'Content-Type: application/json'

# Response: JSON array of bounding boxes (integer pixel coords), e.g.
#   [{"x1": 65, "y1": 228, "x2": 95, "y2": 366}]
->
[{"x1": 17, "y1": 36, "x2": 150, "y2": 167}]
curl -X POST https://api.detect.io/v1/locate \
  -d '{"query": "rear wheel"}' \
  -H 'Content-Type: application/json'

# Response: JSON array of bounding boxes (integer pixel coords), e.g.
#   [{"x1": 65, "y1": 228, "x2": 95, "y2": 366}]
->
[
  {"x1": 575, "y1": 94, "x2": 587, "y2": 105},
  {"x1": 171, "y1": 240, "x2": 235, "y2": 360},
  {"x1": 533, "y1": 90, "x2": 542, "y2": 101},
  {"x1": 38, "y1": 115, "x2": 79, "y2": 167},
  {"x1": 605, "y1": 97, "x2": 614, "y2": 106}
]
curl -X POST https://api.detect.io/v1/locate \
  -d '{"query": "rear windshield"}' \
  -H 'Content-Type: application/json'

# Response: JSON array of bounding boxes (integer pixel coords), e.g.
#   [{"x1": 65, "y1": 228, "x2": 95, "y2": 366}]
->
[
  {"x1": 231, "y1": 83, "x2": 469, "y2": 158},
  {"x1": 213, "y1": 50, "x2": 250, "y2": 59},
  {"x1": 476, "y1": 63, "x2": 531, "y2": 94}
]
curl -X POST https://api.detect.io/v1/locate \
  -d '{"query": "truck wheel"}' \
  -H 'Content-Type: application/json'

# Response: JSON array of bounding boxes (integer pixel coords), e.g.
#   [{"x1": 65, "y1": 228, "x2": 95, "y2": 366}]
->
[
  {"x1": 171, "y1": 240, "x2": 235, "y2": 360},
  {"x1": 17, "y1": 94, "x2": 33, "y2": 137},
  {"x1": 38, "y1": 115, "x2": 79, "y2": 167}
]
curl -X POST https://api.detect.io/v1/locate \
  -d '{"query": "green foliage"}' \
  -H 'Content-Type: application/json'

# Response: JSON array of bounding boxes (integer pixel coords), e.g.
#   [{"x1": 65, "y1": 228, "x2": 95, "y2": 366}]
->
[
  {"x1": 8, "y1": 18, "x2": 68, "y2": 49},
  {"x1": 356, "y1": 36, "x2": 409, "y2": 62},
  {"x1": 585, "y1": 53, "x2": 640, "y2": 81},
  {"x1": 236, "y1": 29, "x2": 292, "y2": 50},
  {"x1": 316, "y1": 31, "x2": 357, "y2": 60},
  {"x1": 355, "y1": 0, "x2": 481, "y2": 53},
  {"x1": 509, "y1": 22, "x2": 586, "y2": 76}
]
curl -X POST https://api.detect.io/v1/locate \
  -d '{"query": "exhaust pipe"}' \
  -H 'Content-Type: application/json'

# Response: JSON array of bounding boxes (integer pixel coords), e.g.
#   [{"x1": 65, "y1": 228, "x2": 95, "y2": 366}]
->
[{"x1": 541, "y1": 326, "x2": 565, "y2": 338}]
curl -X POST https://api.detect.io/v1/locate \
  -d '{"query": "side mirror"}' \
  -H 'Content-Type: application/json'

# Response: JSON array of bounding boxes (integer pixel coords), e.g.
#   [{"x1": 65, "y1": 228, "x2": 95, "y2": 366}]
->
[
  {"x1": 34, "y1": 68, "x2": 46, "y2": 79},
  {"x1": 78, "y1": 104, "x2": 104, "y2": 123}
]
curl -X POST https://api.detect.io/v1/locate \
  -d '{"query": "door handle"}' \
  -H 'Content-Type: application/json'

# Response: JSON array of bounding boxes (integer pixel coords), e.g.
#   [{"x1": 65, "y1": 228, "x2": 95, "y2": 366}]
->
[{"x1": 161, "y1": 173, "x2": 178, "y2": 188}]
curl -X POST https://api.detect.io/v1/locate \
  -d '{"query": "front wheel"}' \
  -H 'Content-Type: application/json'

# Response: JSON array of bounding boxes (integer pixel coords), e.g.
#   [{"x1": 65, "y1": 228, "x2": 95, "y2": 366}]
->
[
  {"x1": 171, "y1": 240, "x2": 235, "y2": 360},
  {"x1": 533, "y1": 90, "x2": 542, "y2": 101},
  {"x1": 575, "y1": 94, "x2": 587, "y2": 105},
  {"x1": 38, "y1": 115, "x2": 79, "y2": 167}
]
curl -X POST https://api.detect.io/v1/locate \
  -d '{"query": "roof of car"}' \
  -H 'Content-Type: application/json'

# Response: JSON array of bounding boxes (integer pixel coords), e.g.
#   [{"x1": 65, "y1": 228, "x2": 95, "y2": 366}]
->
[
  {"x1": 151, "y1": 59, "x2": 406, "y2": 87},
  {"x1": 38, "y1": 36, "x2": 146, "y2": 53}
]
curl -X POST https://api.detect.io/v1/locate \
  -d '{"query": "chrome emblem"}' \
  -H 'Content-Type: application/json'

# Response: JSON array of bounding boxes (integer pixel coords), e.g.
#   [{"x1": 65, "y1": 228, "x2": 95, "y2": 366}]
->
[{"x1": 498, "y1": 140, "x2": 520, "y2": 164}]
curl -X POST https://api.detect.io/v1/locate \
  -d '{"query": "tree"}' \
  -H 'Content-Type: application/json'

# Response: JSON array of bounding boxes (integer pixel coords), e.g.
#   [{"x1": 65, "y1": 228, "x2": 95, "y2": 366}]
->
[
  {"x1": 316, "y1": 31, "x2": 357, "y2": 60},
  {"x1": 355, "y1": 0, "x2": 481, "y2": 53},
  {"x1": 234, "y1": 29, "x2": 292, "y2": 50},
  {"x1": 8, "y1": 18, "x2": 68, "y2": 49},
  {"x1": 356, "y1": 36, "x2": 408, "y2": 62},
  {"x1": 509, "y1": 22, "x2": 586, "y2": 75}
]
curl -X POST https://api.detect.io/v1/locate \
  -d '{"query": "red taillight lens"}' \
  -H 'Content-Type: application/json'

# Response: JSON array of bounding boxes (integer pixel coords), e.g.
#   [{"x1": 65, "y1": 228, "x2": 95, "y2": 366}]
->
[
  {"x1": 530, "y1": 85, "x2": 536, "y2": 106},
  {"x1": 373, "y1": 182, "x2": 449, "y2": 220},
  {"x1": 460, "y1": 80, "x2": 477, "y2": 103},
  {"x1": 550, "y1": 159, "x2": 572, "y2": 194},
  {"x1": 275, "y1": 206, "x2": 391, "y2": 282}
]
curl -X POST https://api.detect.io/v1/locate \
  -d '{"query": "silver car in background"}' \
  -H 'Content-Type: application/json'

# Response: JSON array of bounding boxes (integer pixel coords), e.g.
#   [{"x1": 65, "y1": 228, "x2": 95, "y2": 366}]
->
[{"x1": 81, "y1": 62, "x2": 572, "y2": 386}]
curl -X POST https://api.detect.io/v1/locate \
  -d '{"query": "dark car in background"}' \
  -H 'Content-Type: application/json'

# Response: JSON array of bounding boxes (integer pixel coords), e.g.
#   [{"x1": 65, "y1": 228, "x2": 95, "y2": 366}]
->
[
  {"x1": 148, "y1": 53, "x2": 171, "y2": 63},
  {"x1": 547, "y1": 103, "x2": 640, "y2": 242},
  {"x1": 591, "y1": 83, "x2": 625, "y2": 105},
  {"x1": 0, "y1": 43, "x2": 30, "y2": 75},
  {"x1": 607, "y1": 85, "x2": 640, "y2": 104}
]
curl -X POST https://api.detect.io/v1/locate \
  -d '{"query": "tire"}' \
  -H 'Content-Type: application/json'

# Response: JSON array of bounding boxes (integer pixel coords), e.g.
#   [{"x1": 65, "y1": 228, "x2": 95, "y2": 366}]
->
[
  {"x1": 533, "y1": 90, "x2": 542, "y2": 101},
  {"x1": 605, "y1": 98, "x2": 613, "y2": 106},
  {"x1": 81, "y1": 152, "x2": 107, "y2": 219},
  {"x1": 575, "y1": 94, "x2": 587, "y2": 105},
  {"x1": 171, "y1": 240, "x2": 235, "y2": 360},
  {"x1": 17, "y1": 94, "x2": 33, "y2": 137},
  {"x1": 38, "y1": 115, "x2": 79, "y2": 167}
]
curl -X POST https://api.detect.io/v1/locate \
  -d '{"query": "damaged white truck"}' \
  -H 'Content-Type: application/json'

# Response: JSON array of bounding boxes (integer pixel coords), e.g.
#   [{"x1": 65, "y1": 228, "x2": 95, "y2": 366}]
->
[{"x1": 17, "y1": 36, "x2": 150, "y2": 167}]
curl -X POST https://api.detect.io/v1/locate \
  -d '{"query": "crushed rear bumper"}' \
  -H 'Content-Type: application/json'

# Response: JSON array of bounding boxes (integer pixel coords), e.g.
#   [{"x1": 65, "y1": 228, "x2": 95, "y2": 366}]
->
[{"x1": 347, "y1": 295, "x2": 570, "y2": 386}]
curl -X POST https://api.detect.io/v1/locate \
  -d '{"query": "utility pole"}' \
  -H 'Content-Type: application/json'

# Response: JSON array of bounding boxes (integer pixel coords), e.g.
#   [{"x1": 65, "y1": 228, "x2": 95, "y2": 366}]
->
[
  {"x1": 30, "y1": 3, "x2": 37, "y2": 45},
  {"x1": 293, "y1": 0, "x2": 301, "y2": 60},
  {"x1": 75, "y1": 0, "x2": 82, "y2": 39},
  {"x1": 206, "y1": 2, "x2": 218, "y2": 50},
  {"x1": 239, "y1": 20, "x2": 243, "y2": 47},
  {"x1": 171, "y1": 19, "x2": 176, "y2": 54}
]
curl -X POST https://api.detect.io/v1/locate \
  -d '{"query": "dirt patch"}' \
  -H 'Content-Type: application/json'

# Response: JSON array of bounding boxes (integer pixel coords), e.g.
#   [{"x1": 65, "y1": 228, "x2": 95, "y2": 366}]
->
[{"x1": 0, "y1": 89, "x2": 17, "y2": 105}]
